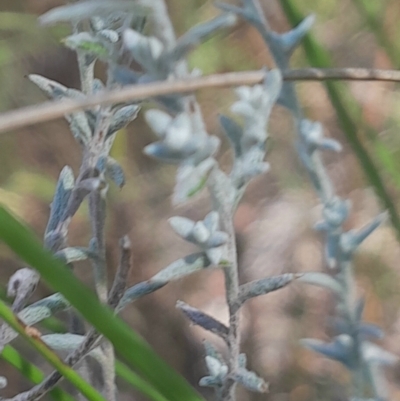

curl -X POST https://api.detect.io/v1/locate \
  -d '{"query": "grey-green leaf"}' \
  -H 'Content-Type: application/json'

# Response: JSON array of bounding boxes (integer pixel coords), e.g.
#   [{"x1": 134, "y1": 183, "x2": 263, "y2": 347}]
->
[{"x1": 298, "y1": 271, "x2": 343, "y2": 296}]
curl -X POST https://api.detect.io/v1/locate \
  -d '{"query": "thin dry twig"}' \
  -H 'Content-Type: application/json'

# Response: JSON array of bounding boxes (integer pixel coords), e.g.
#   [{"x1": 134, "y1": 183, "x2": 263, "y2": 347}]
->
[{"x1": 0, "y1": 67, "x2": 399, "y2": 135}]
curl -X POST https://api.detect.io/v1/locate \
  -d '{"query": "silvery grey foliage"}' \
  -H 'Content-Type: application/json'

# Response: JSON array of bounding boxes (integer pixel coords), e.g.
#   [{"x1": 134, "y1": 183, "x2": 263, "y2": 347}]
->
[
  {"x1": 176, "y1": 300, "x2": 229, "y2": 341},
  {"x1": 7, "y1": 268, "x2": 39, "y2": 313},
  {"x1": 0, "y1": 0, "x2": 396, "y2": 400},
  {"x1": 138, "y1": 2, "x2": 289, "y2": 397},
  {"x1": 169, "y1": 212, "x2": 228, "y2": 264},
  {"x1": 218, "y1": 0, "x2": 396, "y2": 400}
]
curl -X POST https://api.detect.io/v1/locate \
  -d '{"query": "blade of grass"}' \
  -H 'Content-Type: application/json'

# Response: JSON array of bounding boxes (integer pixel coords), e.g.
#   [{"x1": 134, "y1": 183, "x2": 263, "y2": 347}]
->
[
  {"x1": 0, "y1": 285, "x2": 170, "y2": 401},
  {"x1": 0, "y1": 206, "x2": 204, "y2": 401},
  {"x1": 115, "y1": 360, "x2": 169, "y2": 401},
  {"x1": 278, "y1": 0, "x2": 400, "y2": 240},
  {"x1": 1, "y1": 345, "x2": 75, "y2": 401},
  {"x1": 0, "y1": 298, "x2": 107, "y2": 401}
]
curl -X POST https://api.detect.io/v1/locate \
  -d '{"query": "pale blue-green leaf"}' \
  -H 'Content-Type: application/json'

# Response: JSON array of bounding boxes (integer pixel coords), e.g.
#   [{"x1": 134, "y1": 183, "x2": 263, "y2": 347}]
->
[
  {"x1": 359, "y1": 323, "x2": 384, "y2": 340},
  {"x1": 164, "y1": 13, "x2": 237, "y2": 64},
  {"x1": 362, "y1": 342, "x2": 398, "y2": 366},
  {"x1": 150, "y1": 253, "x2": 210, "y2": 285},
  {"x1": 278, "y1": 14, "x2": 315, "y2": 54},
  {"x1": 54, "y1": 247, "x2": 96, "y2": 264},
  {"x1": 173, "y1": 158, "x2": 215, "y2": 204},
  {"x1": 108, "y1": 105, "x2": 140, "y2": 136},
  {"x1": 206, "y1": 231, "x2": 228, "y2": 248},
  {"x1": 191, "y1": 222, "x2": 210, "y2": 244},
  {"x1": 28, "y1": 74, "x2": 83, "y2": 100},
  {"x1": 301, "y1": 335, "x2": 354, "y2": 368},
  {"x1": 203, "y1": 211, "x2": 219, "y2": 233},
  {"x1": 45, "y1": 166, "x2": 74, "y2": 236},
  {"x1": 298, "y1": 272, "x2": 342, "y2": 295},
  {"x1": 205, "y1": 247, "x2": 224, "y2": 265},
  {"x1": 117, "y1": 281, "x2": 166, "y2": 312},
  {"x1": 239, "y1": 273, "x2": 297, "y2": 303},
  {"x1": 145, "y1": 109, "x2": 173, "y2": 139},
  {"x1": 39, "y1": 0, "x2": 148, "y2": 26},
  {"x1": 7, "y1": 268, "x2": 39, "y2": 312},
  {"x1": 233, "y1": 368, "x2": 268, "y2": 393},
  {"x1": 176, "y1": 300, "x2": 229, "y2": 340},
  {"x1": 105, "y1": 157, "x2": 126, "y2": 188},
  {"x1": 219, "y1": 114, "x2": 243, "y2": 157},
  {"x1": 199, "y1": 375, "x2": 221, "y2": 388},
  {"x1": 169, "y1": 216, "x2": 195, "y2": 239},
  {"x1": 205, "y1": 356, "x2": 228, "y2": 379}
]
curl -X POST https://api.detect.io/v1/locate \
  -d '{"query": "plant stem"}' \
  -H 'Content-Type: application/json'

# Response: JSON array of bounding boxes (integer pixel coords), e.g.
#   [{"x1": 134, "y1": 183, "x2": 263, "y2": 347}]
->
[{"x1": 221, "y1": 218, "x2": 240, "y2": 401}]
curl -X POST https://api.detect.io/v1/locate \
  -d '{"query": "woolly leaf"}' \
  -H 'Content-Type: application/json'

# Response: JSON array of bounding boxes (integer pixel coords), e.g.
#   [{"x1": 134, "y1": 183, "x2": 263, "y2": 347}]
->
[
  {"x1": 176, "y1": 301, "x2": 229, "y2": 340},
  {"x1": 108, "y1": 105, "x2": 140, "y2": 136},
  {"x1": 39, "y1": 0, "x2": 148, "y2": 26},
  {"x1": 205, "y1": 356, "x2": 228, "y2": 379},
  {"x1": 173, "y1": 158, "x2": 215, "y2": 204},
  {"x1": 7, "y1": 268, "x2": 39, "y2": 312},
  {"x1": 145, "y1": 110, "x2": 173, "y2": 139},
  {"x1": 359, "y1": 323, "x2": 384, "y2": 340},
  {"x1": 104, "y1": 157, "x2": 126, "y2": 188},
  {"x1": 169, "y1": 217, "x2": 196, "y2": 240},
  {"x1": 298, "y1": 272, "x2": 343, "y2": 296},
  {"x1": 279, "y1": 14, "x2": 315, "y2": 54},
  {"x1": 117, "y1": 281, "x2": 166, "y2": 312},
  {"x1": 239, "y1": 274, "x2": 297, "y2": 304},
  {"x1": 362, "y1": 342, "x2": 398, "y2": 366},
  {"x1": 233, "y1": 368, "x2": 268, "y2": 393},
  {"x1": 219, "y1": 114, "x2": 243, "y2": 157},
  {"x1": 55, "y1": 247, "x2": 96, "y2": 264},
  {"x1": 340, "y1": 213, "x2": 387, "y2": 257},
  {"x1": 206, "y1": 247, "x2": 225, "y2": 266},
  {"x1": 164, "y1": 13, "x2": 237, "y2": 64},
  {"x1": 45, "y1": 166, "x2": 75, "y2": 236},
  {"x1": 150, "y1": 253, "x2": 210, "y2": 284},
  {"x1": 123, "y1": 29, "x2": 164, "y2": 74},
  {"x1": 301, "y1": 335, "x2": 355, "y2": 368}
]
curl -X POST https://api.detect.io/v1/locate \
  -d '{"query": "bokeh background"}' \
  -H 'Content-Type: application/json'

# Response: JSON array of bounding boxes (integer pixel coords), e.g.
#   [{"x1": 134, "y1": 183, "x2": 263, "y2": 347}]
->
[{"x1": 1, "y1": 0, "x2": 400, "y2": 400}]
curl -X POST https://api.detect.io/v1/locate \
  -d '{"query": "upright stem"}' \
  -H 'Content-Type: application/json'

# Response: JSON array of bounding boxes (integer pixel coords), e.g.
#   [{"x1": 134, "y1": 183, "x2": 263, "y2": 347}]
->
[
  {"x1": 143, "y1": 2, "x2": 241, "y2": 399},
  {"x1": 87, "y1": 109, "x2": 116, "y2": 401},
  {"x1": 221, "y1": 217, "x2": 240, "y2": 401}
]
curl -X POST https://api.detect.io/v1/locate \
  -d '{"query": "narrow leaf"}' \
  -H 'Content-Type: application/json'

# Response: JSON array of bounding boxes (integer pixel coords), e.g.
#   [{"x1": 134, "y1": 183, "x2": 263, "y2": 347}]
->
[
  {"x1": 298, "y1": 271, "x2": 343, "y2": 296},
  {"x1": 239, "y1": 273, "x2": 297, "y2": 304},
  {"x1": 0, "y1": 206, "x2": 204, "y2": 401},
  {"x1": 176, "y1": 300, "x2": 229, "y2": 340}
]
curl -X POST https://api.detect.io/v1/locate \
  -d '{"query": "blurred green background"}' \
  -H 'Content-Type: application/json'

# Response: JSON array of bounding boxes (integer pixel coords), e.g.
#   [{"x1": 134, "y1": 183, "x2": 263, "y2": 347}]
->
[{"x1": 1, "y1": 0, "x2": 400, "y2": 400}]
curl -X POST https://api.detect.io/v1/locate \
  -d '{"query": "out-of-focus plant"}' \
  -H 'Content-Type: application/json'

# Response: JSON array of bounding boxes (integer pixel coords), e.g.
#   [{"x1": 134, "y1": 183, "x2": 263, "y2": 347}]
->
[{"x1": 0, "y1": 1, "x2": 397, "y2": 401}]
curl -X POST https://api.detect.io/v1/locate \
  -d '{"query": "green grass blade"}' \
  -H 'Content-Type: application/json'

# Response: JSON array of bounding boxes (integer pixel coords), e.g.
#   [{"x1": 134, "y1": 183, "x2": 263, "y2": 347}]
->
[
  {"x1": 115, "y1": 360, "x2": 169, "y2": 401},
  {"x1": 0, "y1": 206, "x2": 204, "y2": 401},
  {"x1": 278, "y1": 0, "x2": 400, "y2": 239},
  {"x1": 0, "y1": 298, "x2": 107, "y2": 401},
  {"x1": 1, "y1": 345, "x2": 75, "y2": 401},
  {"x1": 0, "y1": 285, "x2": 172, "y2": 401}
]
